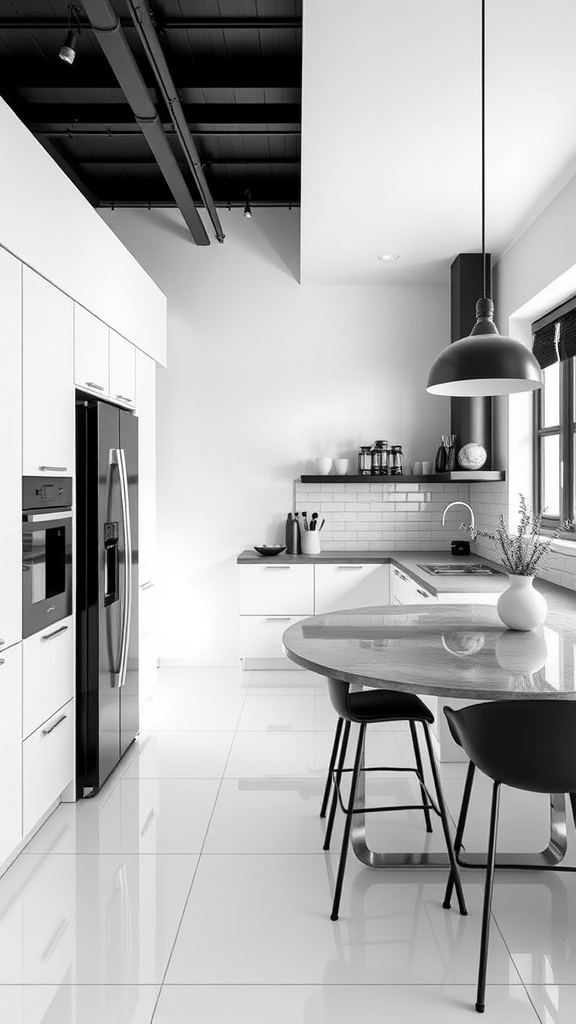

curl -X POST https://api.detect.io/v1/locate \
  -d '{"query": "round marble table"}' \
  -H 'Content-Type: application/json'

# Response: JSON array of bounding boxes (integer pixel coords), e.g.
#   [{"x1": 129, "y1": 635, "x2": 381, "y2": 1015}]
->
[{"x1": 283, "y1": 604, "x2": 576, "y2": 870}]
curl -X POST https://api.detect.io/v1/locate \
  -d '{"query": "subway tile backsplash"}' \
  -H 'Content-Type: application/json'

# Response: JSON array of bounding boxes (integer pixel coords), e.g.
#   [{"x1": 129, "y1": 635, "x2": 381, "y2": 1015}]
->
[{"x1": 295, "y1": 480, "x2": 472, "y2": 551}]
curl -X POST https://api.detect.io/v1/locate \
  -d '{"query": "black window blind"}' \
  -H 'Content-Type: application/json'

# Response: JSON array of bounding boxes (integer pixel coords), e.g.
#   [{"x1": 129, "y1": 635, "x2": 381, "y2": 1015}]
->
[{"x1": 532, "y1": 297, "x2": 576, "y2": 368}]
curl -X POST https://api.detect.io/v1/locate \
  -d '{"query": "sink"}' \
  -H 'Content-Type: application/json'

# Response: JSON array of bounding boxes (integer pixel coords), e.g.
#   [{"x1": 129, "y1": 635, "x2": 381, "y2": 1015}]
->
[{"x1": 418, "y1": 563, "x2": 503, "y2": 576}]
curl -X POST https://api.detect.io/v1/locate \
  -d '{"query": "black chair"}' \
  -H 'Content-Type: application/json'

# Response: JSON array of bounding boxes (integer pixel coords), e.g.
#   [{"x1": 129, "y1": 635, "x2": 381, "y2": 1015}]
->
[
  {"x1": 442, "y1": 700, "x2": 576, "y2": 1014},
  {"x1": 321, "y1": 678, "x2": 467, "y2": 922}
]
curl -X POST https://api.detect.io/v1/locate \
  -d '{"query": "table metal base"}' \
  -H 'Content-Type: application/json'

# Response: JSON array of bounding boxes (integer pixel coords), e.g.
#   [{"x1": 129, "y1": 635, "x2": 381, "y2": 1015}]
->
[{"x1": 351, "y1": 769, "x2": 571, "y2": 871}]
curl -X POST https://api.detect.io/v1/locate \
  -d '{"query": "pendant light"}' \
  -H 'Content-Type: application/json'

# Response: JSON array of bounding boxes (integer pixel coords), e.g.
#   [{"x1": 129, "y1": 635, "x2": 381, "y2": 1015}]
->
[{"x1": 427, "y1": 0, "x2": 543, "y2": 397}]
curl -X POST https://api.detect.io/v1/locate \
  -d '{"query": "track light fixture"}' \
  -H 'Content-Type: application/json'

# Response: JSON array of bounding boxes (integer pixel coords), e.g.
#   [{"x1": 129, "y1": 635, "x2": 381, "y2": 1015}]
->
[
  {"x1": 243, "y1": 190, "x2": 252, "y2": 219},
  {"x1": 59, "y1": 5, "x2": 82, "y2": 65}
]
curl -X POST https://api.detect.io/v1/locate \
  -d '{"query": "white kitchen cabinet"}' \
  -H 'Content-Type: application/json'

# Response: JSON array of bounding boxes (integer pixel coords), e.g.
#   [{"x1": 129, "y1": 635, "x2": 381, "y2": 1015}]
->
[
  {"x1": 0, "y1": 644, "x2": 23, "y2": 866},
  {"x1": 109, "y1": 329, "x2": 136, "y2": 407},
  {"x1": 135, "y1": 349, "x2": 156, "y2": 586},
  {"x1": 0, "y1": 249, "x2": 22, "y2": 652},
  {"x1": 240, "y1": 615, "x2": 308, "y2": 660},
  {"x1": 22, "y1": 268, "x2": 74, "y2": 476},
  {"x1": 390, "y1": 565, "x2": 436, "y2": 605},
  {"x1": 22, "y1": 616, "x2": 74, "y2": 739},
  {"x1": 74, "y1": 304, "x2": 109, "y2": 396},
  {"x1": 239, "y1": 564, "x2": 314, "y2": 616},
  {"x1": 23, "y1": 698, "x2": 74, "y2": 835},
  {"x1": 315, "y1": 563, "x2": 390, "y2": 613}
]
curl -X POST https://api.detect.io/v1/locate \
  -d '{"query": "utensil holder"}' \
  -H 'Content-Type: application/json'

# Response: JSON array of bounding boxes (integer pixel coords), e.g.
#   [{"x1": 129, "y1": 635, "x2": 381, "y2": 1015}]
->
[{"x1": 301, "y1": 531, "x2": 321, "y2": 555}]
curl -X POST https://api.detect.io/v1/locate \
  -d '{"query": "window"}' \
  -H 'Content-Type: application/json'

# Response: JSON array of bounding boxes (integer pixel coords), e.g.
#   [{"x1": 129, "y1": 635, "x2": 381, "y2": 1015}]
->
[{"x1": 533, "y1": 299, "x2": 576, "y2": 531}]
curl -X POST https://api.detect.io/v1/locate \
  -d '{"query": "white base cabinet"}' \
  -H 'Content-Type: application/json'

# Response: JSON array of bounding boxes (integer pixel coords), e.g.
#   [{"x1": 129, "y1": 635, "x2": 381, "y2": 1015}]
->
[
  {"x1": 22, "y1": 617, "x2": 74, "y2": 739},
  {"x1": 0, "y1": 644, "x2": 23, "y2": 866},
  {"x1": 240, "y1": 615, "x2": 307, "y2": 661},
  {"x1": 391, "y1": 566, "x2": 436, "y2": 605},
  {"x1": 23, "y1": 699, "x2": 74, "y2": 836},
  {"x1": 315, "y1": 563, "x2": 389, "y2": 613}
]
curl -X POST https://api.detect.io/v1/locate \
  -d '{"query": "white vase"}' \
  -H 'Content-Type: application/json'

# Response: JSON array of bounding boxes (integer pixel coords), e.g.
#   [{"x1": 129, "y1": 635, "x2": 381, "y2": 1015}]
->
[{"x1": 497, "y1": 574, "x2": 547, "y2": 632}]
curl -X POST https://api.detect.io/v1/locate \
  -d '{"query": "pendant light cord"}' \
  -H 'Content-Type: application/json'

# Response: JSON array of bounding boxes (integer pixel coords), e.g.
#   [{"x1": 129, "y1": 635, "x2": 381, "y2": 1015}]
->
[{"x1": 481, "y1": 0, "x2": 488, "y2": 300}]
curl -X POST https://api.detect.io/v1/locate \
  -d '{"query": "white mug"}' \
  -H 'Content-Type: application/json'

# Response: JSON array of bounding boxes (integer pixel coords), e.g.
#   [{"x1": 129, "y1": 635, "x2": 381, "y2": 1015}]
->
[
  {"x1": 301, "y1": 531, "x2": 321, "y2": 555},
  {"x1": 315, "y1": 457, "x2": 332, "y2": 475},
  {"x1": 422, "y1": 460, "x2": 433, "y2": 475},
  {"x1": 412, "y1": 461, "x2": 422, "y2": 475},
  {"x1": 333, "y1": 458, "x2": 349, "y2": 475}
]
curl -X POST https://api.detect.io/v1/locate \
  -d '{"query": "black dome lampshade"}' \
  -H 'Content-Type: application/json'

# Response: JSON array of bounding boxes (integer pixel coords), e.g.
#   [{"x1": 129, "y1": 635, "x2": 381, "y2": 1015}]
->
[
  {"x1": 427, "y1": 298, "x2": 543, "y2": 397},
  {"x1": 427, "y1": 0, "x2": 543, "y2": 399}
]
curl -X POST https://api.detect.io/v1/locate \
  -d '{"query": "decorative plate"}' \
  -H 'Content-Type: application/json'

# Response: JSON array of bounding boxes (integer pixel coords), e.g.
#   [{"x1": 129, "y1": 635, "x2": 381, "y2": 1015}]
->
[{"x1": 457, "y1": 442, "x2": 487, "y2": 471}]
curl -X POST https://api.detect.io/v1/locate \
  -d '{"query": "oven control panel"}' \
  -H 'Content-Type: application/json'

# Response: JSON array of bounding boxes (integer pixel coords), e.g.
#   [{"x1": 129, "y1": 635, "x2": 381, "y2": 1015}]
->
[{"x1": 22, "y1": 476, "x2": 73, "y2": 510}]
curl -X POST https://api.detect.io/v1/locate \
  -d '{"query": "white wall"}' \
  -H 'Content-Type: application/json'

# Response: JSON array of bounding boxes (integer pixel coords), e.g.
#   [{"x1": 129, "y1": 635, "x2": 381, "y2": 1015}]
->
[
  {"x1": 0, "y1": 98, "x2": 166, "y2": 363},
  {"x1": 100, "y1": 207, "x2": 451, "y2": 662}
]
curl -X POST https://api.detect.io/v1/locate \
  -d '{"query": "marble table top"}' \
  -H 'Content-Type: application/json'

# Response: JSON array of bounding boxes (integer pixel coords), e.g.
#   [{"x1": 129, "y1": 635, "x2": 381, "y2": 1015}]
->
[{"x1": 282, "y1": 604, "x2": 576, "y2": 700}]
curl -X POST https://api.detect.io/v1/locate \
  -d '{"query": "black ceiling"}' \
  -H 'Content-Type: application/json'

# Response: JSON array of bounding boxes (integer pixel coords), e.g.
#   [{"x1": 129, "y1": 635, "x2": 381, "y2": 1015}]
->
[{"x1": 0, "y1": 0, "x2": 302, "y2": 241}]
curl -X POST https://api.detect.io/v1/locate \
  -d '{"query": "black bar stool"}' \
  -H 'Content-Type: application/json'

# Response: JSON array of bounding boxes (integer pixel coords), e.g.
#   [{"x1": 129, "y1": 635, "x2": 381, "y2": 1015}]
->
[
  {"x1": 442, "y1": 699, "x2": 576, "y2": 1014},
  {"x1": 322, "y1": 678, "x2": 467, "y2": 921}
]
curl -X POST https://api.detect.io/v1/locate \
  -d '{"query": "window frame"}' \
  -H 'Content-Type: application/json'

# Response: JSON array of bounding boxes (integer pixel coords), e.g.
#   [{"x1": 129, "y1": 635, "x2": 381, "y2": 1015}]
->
[{"x1": 533, "y1": 356, "x2": 575, "y2": 532}]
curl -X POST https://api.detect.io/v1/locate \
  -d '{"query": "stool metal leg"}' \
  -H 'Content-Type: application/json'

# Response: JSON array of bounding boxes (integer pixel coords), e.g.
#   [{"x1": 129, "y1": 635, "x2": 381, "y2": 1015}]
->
[
  {"x1": 409, "y1": 720, "x2": 433, "y2": 833},
  {"x1": 422, "y1": 723, "x2": 467, "y2": 917},
  {"x1": 330, "y1": 722, "x2": 366, "y2": 921},
  {"x1": 476, "y1": 781, "x2": 501, "y2": 1013},
  {"x1": 320, "y1": 717, "x2": 343, "y2": 819},
  {"x1": 443, "y1": 759, "x2": 475, "y2": 909},
  {"x1": 323, "y1": 720, "x2": 351, "y2": 851}
]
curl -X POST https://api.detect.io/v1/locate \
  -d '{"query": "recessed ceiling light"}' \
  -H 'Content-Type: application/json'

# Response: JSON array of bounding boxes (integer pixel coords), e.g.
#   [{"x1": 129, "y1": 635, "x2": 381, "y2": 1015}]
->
[{"x1": 377, "y1": 253, "x2": 400, "y2": 262}]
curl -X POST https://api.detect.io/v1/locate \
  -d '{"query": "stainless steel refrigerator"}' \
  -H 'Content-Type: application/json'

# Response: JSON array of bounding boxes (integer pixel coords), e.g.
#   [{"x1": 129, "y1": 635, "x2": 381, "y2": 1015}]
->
[{"x1": 76, "y1": 396, "x2": 139, "y2": 797}]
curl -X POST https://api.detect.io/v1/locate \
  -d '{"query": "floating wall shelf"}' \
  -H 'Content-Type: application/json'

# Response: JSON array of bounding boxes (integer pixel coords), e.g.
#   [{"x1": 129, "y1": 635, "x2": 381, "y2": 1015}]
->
[{"x1": 300, "y1": 471, "x2": 506, "y2": 484}]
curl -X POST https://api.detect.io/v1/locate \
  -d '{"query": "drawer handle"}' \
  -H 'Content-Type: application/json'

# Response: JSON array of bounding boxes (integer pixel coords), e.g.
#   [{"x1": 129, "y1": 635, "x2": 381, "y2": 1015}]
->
[
  {"x1": 0, "y1": 658, "x2": 5, "y2": 666},
  {"x1": 337, "y1": 565, "x2": 363, "y2": 569},
  {"x1": 38, "y1": 466, "x2": 67, "y2": 473},
  {"x1": 41, "y1": 918, "x2": 69, "y2": 964},
  {"x1": 141, "y1": 808, "x2": 156, "y2": 837},
  {"x1": 41, "y1": 624, "x2": 69, "y2": 642},
  {"x1": 141, "y1": 580, "x2": 154, "y2": 591},
  {"x1": 85, "y1": 381, "x2": 105, "y2": 392},
  {"x1": 116, "y1": 394, "x2": 133, "y2": 403},
  {"x1": 42, "y1": 714, "x2": 67, "y2": 736},
  {"x1": 266, "y1": 616, "x2": 292, "y2": 621},
  {"x1": 265, "y1": 566, "x2": 290, "y2": 570},
  {"x1": 0, "y1": 638, "x2": 5, "y2": 646},
  {"x1": 416, "y1": 588, "x2": 430, "y2": 599}
]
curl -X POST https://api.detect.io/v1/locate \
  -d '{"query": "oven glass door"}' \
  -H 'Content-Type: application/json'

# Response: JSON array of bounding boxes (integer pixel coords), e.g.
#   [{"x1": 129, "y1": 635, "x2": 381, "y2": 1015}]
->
[{"x1": 22, "y1": 512, "x2": 72, "y2": 638}]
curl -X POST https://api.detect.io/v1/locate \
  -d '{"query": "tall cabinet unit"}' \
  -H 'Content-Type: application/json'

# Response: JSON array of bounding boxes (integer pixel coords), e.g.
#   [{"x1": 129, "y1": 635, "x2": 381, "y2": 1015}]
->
[
  {"x1": 0, "y1": 249, "x2": 22, "y2": 652},
  {"x1": 136, "y1": 350, "x2": 158, "y2": 706},
  {"x1": 22, "y1": 268, "x2": 74, "y2": 477}
]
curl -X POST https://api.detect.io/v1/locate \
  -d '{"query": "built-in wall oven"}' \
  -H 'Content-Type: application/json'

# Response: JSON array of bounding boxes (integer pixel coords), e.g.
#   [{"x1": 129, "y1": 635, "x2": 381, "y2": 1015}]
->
[{"x1": 22, "y1": 477, "x2": 73, "y2": 639}]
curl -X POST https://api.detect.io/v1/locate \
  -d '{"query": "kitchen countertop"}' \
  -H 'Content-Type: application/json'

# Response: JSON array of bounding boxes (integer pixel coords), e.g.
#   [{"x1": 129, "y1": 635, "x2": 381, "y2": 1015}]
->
[{"x1": 237, "y1": 548, "x2": 576, "y2": 610}]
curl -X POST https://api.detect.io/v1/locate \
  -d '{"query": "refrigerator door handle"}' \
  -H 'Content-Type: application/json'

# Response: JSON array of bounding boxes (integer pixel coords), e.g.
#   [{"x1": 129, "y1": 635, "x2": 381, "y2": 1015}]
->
[{"x1": 110, "y1": 448, "x2": 133, "y2": 689}]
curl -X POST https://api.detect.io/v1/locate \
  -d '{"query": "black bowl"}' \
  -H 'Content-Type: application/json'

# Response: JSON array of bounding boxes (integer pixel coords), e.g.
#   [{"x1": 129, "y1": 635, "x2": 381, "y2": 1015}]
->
[{"x1": 253, "y1": 545, "x2": 287, "y2": 557}]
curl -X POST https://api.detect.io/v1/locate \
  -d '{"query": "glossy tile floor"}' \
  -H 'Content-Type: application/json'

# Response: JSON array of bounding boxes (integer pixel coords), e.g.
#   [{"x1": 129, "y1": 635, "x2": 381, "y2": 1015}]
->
[{"x1": 1, "y1": 666, "x2": 575, "y2": 1022}]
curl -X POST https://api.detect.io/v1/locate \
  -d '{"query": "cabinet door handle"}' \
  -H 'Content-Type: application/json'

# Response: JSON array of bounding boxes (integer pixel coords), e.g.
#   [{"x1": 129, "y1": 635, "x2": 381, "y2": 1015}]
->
[
  {"x1": 265, "y1": 565, "x2": 290, "y2": 570},
  {"x1": 85, "y1": 381, "x2": 105, "y2": 392},
  {"x1": 0, "y1": 658, "x2": 5, "y2": 666},
  {"x1": 38, "y1": 466, "x2": 67, "y2": 473},
  {"x1": 42, "y1": 714, "x2": 67, "y2": 736},
  {"x1": 266, "y1": 616, "x2": 292, "y2": 621},
  {"x1": 41, "y1": 624, "x2": 69, "y2": 642},
  {"x1": 337, "y1": 565, "x2": 363, "y2": 569},
  {"x1": 0, "y1": 638, "x2": 5, "y2": 646},
  {"x1": 141, "y1": 580, "x2": 154, "y2": 591},
  {"x1": 416, "y1": 588, "x2": 430, "y2": 599},
  {"x1": 116, "y1": 394, "x2": 133, "y2": 403}
]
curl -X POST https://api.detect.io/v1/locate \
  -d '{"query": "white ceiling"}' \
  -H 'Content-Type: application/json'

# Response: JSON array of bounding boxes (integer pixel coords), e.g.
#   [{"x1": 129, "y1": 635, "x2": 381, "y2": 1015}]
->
[{"x1": 300, "y1": 0, "x2": 576, "y2": 284}]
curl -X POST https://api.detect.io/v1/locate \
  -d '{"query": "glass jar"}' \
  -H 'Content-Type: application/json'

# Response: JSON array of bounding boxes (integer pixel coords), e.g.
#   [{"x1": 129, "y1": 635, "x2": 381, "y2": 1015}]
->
[
  {"x1": 358, "y1": 446, "x2": 372, "y2": 475},
  {"x1": 370, "y1": 440, "x2": 388, "y2": 475},
  {"x1": 389, "y1": 444, "x2": 404, "y2": 475}
]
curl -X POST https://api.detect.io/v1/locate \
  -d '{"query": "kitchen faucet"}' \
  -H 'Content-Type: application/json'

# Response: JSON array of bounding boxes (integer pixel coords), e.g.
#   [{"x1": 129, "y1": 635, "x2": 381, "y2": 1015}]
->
[{"x1": 441, "y1": 501, "x2": 476, "y2": 537}]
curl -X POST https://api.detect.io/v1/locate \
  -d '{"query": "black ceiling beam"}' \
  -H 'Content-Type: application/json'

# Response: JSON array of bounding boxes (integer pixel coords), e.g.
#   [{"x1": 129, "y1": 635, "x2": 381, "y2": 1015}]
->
[
  {"x1": 37, "y1": 128, "x2": 301, "y2": 138},
  {"x1": 76, "y1": 158, "x2": 300, "y2": 167},
  {"x1": 3, "y1": 59, "x2": 301, "y2": 90},
  {"x1": 78, "y1": 0, "x2": 210, "y2": 245},
  {"x1": 0, "y1": 18, "x2": 301, "y2": 30},
  {"x1": 25, "y1": 103, "x2": 301, "y2": 129}
]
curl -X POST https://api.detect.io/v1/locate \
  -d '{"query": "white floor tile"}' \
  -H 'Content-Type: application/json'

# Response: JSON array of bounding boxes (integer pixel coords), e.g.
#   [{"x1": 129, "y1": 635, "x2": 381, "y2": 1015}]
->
[
  {"x1": 526, "y1": 985, "x2": 576, "y2": 1023},
  {"x1": 165, "y1": 855, "x2": 520, "y2": 985},
  {"x1": 490, "y1": 870, "x2": 576, "y2": 984},
  {"x1": 123, "y1": 732, "x2": 235, "y2": 779},
  {"x1": 140, "y1": 694, "x2": 245, "y2": 731},
  {"x1": 223, "y1": 731, "x2": 336, "y2": 779},
  {"x1": 442, "y1": 773, "x2": 552, "y2": 854},
  {"x1": 237, "y1": 693, "x2": 337, "y2": 732},
  {"x1": 203, "y1": 779, "x2": 326, "y2": 853},
  {"x1": 155, "y1": 666, "x2": 250, "y2": 696},
  {"x1": 248, "y1": 669, "x2": 326, "y2": 695},
  {"x1": 154, "y1": 983, "x2": 538, "y2": 1023},
  {"x1": 0, "y1": 853, "x2": 197, "y2": 984},
  {"x1": 0, "y1": 985, "x2": 159, "y2": 1024},
  {"x1": 23, "y1": 779, "x2": 220, "y2": 855}
]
